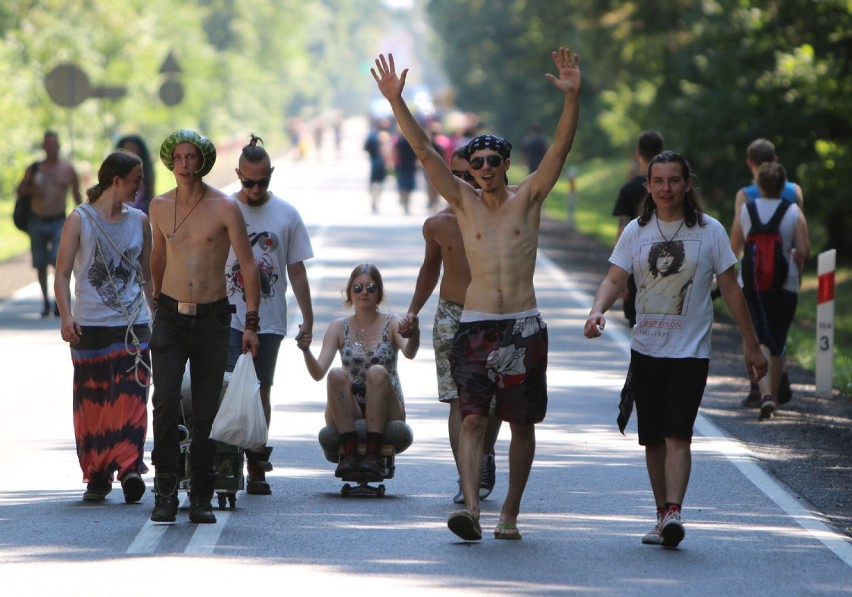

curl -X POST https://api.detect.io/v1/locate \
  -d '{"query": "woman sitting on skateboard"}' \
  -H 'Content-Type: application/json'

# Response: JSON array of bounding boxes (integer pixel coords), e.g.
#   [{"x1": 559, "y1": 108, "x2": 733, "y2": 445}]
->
[{"x1": 300, "y1": 263, "x2": 420, "y2": 477}]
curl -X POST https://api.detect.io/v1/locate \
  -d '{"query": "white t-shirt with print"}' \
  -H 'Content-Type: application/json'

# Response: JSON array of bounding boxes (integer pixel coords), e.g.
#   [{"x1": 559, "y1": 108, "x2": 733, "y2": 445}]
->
[
  {"x1": 610, "y1": 213, "x2": 737, "y2": 359},
  {"x1": 226, "y1": 192, "x2": 313, "y2": 336}
]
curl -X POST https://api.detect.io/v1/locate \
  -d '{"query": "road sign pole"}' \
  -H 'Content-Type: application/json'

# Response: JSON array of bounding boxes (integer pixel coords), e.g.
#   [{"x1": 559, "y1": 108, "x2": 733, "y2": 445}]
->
[{"x1": 815, "y1": 249, "x2": 836, "y2": 398}]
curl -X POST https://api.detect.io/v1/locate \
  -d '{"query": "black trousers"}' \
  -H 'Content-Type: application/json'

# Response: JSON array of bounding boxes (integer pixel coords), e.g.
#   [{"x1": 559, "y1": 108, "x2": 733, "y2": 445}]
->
[{"x1": 150, "y1": 295, "x2": 231, "y2": 479}]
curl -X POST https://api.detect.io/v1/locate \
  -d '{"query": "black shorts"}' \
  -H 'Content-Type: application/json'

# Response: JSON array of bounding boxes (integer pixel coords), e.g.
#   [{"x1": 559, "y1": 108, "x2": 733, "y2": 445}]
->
[
  {"x1": 744, "y1": 289, "x2": 798, "y2": 356},
  {"x1": 630, "y1": 350, "x2": 709, "y2": 446}
]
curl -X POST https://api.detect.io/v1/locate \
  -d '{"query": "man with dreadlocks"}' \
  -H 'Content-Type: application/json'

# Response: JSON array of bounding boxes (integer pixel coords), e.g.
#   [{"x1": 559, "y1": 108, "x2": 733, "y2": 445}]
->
[
  {"x1": 225, "y1": 134, "x2": 315, "y2": 495},
  {"x1": 373, "y1": 47, "x2": 582, "y2": 541}
]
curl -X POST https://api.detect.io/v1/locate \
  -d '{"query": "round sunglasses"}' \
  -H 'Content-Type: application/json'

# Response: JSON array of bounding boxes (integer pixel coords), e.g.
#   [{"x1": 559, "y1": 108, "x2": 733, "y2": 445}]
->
[
  {"x1": 469, "y1": 155, "x2": 504, "y2": 170},
  {"x1": 352, "y1": 283, "x2": 378, "y2": 294}
]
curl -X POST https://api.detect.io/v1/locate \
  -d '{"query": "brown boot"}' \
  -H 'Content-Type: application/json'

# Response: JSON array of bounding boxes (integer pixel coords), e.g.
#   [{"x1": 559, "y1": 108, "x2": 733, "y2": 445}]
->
[
  {"x1": 335, "y1": 432, "x2": 359, "y2": 478},
  {"x1": 246, "y1": 447, "x2": 272, "y2": 495},
  {"x1": 357, "y1": 432, "x2": 384, "y2": 479}
]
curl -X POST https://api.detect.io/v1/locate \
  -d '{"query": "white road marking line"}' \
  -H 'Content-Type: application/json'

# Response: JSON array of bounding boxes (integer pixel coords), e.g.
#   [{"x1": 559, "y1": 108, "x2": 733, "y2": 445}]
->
[
  {"x1": 126, "y1": 494, "x2": 188, "y2": 554},
  {"x1": 185, "y1": 511, "x2": 231, "y2": 555}
]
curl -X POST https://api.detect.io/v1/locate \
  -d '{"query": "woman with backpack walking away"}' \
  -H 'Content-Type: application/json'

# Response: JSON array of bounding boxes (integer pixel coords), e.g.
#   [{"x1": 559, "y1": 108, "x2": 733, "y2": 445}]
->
[{"x1": 731, "y1": 162, "x2": 810, "y2": 421}]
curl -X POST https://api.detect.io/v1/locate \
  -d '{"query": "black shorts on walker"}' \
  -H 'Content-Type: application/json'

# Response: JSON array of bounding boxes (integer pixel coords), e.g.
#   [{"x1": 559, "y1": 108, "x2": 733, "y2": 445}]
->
[{"x1": 629, "y1": 350, "x2": 709, "y2": 446}]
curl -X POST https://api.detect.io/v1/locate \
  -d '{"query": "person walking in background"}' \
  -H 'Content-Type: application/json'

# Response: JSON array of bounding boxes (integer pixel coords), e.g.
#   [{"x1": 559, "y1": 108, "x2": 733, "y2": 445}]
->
[
  {"x1": 300, "y1": 264, "x2": 419, "y2": 478},
  {"x1": 148, "y1": 129, "x2": 260, "y2": 524},
  {"x1": 16, "y1": 130, "x2": 83, "y2": 317},
  {"x1": 612, "y1": 130, "x2": 664, "y2": 327},
  {"x1": 732, "y1": 138, "x2": 804, "y2": 408},
  {"x1": 404, "y1": 147, "x2": 503, "y2": 505},
  {"x1": 520, "y1": 125, "x2": 548, "y2": 173},
  {"x1": 394, "y1": 133, "x2": 418, "y2": 215},
  {"x1": 53, "y1": 150, "x2": 154, "y2": 503},
  {"x1": 364, "y1": 118, "x2": 392, "y2": 213},
  {"x1": 116, "y1": 134, "x2": 156, "y2": 214},
  {"x1": 731, "y1": 162, "x2": 809, "y2": 421},
  {"x1": 584, "y1": 151, "x2": 767, "y2": 549},
  {"x1": 225, "y1": 134, "x2": 315, "y2": 495},
  {"x1": 372, "y1": 46, "x2": 581, "y2": 541}
]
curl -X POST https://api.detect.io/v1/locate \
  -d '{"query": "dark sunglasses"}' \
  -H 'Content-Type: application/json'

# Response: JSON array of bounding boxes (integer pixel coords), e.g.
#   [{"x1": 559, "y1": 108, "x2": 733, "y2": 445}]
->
[
  {"x1": 452, "y1": 170, "x2": 474, "y2": 181},
  {"x1": 352, "y1": 283, "x2": 378, "y2": 295},
  {"x1": 469, "y1": 155, "x2": 504, "y2": 170},
  {"x1": 241, "y1": 177, "x2": 271, "y2": 189}
]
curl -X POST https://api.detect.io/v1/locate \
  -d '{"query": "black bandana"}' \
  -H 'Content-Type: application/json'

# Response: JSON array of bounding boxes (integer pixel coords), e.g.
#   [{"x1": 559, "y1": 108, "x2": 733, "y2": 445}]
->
[{"x1": 464, "y1": 134, "x2": 512, "y2": 161}]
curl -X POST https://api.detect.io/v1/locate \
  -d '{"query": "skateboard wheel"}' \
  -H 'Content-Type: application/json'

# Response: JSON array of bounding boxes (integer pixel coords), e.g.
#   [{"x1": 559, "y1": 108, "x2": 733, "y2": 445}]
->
[{"x1": 377, "y1": 485, "x2": 386, "y2": 497}]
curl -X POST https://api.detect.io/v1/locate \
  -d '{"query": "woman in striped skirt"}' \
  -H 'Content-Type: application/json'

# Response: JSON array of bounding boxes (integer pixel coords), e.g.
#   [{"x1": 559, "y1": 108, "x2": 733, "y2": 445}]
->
[{"x1": 54, "y1": 150, "x2": 156, "y2": 503}]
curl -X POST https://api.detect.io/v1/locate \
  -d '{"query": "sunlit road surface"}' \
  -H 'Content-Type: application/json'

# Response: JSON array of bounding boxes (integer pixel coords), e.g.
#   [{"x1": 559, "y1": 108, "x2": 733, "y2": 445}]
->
[{"x1": 1, "y1": 119, "x2": 850, "y2": 595}]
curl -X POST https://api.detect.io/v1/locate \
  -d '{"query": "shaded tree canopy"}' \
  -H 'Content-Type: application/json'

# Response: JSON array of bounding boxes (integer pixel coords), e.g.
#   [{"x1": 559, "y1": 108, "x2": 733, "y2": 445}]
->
[{"x1": 426, "y1": 0, "x2": 851, "y2": 256}]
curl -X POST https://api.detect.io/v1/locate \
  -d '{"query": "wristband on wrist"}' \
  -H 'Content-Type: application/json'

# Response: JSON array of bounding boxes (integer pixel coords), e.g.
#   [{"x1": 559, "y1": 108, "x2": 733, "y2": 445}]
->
[{"x1": 244, "y1": 310, "x2": 260, "y2": 332}]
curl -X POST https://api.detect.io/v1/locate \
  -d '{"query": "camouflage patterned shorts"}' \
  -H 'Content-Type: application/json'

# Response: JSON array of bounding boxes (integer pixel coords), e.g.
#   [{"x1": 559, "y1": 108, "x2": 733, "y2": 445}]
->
[{"x1": 433, "y1": 299, "x2": 463, "y2": 402}]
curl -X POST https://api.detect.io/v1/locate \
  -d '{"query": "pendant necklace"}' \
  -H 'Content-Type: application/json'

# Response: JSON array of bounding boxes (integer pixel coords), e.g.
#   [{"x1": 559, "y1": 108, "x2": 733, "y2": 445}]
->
[
  {"x1": 655, "y1": 212, "x2": 686, "y2": 248},
  {"x1": 167, "y1": 184, "x2": 207, "y2": 242},
  {"x1": 354, "y1": 327, "x2": 373, "y2": 350}
]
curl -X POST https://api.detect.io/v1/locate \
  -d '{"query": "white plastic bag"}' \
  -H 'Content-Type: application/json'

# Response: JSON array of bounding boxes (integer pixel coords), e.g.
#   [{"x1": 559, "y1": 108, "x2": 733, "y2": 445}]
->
[{"x1": 210, "y1": 353, "x2": 267, "y2": 450}]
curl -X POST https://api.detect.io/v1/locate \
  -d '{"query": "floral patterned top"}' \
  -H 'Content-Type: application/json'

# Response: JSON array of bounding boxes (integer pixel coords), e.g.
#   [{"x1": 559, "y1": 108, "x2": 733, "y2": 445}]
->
[{"x1": 341, "y1": 315, "x2": 404, "y2": 408}]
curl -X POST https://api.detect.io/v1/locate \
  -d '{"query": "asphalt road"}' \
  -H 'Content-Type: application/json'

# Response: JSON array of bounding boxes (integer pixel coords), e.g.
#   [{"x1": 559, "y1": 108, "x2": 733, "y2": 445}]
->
[{"x1": 1, "y1": 120, "x2": 851, "y2": 595}]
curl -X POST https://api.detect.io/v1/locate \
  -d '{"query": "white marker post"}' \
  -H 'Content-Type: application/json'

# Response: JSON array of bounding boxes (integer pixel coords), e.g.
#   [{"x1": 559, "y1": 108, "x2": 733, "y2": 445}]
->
[{"x1": 815, "y1": 249, "x2": 836, "y2": 398}]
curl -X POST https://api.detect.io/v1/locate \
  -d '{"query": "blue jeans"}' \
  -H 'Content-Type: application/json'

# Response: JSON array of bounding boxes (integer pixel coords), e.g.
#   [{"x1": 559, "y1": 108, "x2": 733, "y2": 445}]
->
[
  {"x1": 150, "y1": 295, "x2": 232, "y2": 478},
  {"x1": 28, "y1": 214, "x2": 64, "y2": 269}
]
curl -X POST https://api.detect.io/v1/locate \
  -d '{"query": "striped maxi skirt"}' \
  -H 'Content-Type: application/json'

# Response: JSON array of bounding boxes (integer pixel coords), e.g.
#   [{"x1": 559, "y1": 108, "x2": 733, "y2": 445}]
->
[{"x1": 71, "y1": 325, "x2": 151, "y2": 483}]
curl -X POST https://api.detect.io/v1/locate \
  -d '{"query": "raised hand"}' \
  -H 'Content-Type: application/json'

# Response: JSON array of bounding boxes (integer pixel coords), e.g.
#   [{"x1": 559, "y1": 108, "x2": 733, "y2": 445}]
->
[
  {"x1": 371, "y1": 53, "x2": 408, "y2": 101},
  {"x1": 544, "y1": 47, "x2": 581, "y2": 96}
]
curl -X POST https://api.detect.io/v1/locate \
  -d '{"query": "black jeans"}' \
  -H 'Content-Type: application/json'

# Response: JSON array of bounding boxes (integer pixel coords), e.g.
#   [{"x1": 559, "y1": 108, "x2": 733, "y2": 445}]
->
[{"x1": 150, "y1": 295, "x2": 232, "y2": 479}]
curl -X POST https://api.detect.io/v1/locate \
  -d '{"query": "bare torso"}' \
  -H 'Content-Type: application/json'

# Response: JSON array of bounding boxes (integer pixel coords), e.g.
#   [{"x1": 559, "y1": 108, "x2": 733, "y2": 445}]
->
[
  {"x1": 32, "y1": 159, "x2": 77, "y2": 217},
  {"x1": 427, "y1": 208, "x2": 471, "y2": 305},
  {"x1": 150, "y1": 184, "x2": 236, "y2": 303},
  {"x1": 454, "y1": 187, "x2": 541, "y2": 314}
]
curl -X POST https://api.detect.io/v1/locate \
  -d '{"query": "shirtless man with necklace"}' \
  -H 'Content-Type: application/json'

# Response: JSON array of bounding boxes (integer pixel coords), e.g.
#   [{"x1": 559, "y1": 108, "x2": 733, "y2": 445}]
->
[{"x1": 148, "y1": 130, "x2": 260, "y2": 524}]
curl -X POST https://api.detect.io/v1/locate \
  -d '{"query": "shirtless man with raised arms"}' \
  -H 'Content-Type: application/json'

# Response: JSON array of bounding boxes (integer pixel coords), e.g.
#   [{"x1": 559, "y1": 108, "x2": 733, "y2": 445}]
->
[
  {"x1": 373, "y1": 47, "x2": 581, "y2": 541},
  {"x1": 405, "y1": 148, "x2": 503, "y2": 505},
  {"x1": 148, "y1": 129, "x2": 260, "y2": 525}
]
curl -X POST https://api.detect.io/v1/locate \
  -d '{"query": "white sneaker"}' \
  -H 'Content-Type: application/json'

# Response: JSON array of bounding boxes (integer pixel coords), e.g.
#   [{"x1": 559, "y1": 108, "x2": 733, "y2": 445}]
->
[
  {"x1": 453, "y1": 479, "x2": 464, "y2": 504},
  {"x1": 661, "y1": 507, "x2": 685, "y2": 548},
  {"x1": 479, "y1": 451, "x2": 496, "y2": 500},
  {"x1": 642, "y1": 510, "x2": 664, "y2": 545}
]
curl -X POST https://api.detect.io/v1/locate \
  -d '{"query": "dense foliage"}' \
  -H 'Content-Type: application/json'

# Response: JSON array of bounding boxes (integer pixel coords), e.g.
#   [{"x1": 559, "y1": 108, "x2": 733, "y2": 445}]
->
[
  {"x1": 2, "y1": 1, "x2": 850, "y2": 257},
  {"x1": 0, "y1": 0, "x2": 391, "y2": 198},
  {"x1": 426, "y1": 0, "x2": 852, "y2": 256}
]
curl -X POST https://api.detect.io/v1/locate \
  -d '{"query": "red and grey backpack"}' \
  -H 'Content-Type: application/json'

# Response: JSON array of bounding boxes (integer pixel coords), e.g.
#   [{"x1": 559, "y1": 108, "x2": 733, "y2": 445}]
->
[{"x1": 741, "y1": 200, "x2": 791, "y2": 292}]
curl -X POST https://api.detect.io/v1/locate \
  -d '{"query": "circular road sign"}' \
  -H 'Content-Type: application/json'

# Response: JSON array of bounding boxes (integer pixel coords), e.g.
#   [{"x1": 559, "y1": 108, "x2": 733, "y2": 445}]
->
[{"x1": 45, "y1": 63, "x2": 92, "y2": 108}]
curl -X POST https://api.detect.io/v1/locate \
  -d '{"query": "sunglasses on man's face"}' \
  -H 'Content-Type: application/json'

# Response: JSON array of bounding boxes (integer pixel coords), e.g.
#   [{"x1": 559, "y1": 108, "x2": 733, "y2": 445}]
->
[
  {"x1": 241, "y1": 177, "x2": 271, "y2": 189},
  {"x1": 469, "y1": 155, "x2": 504, "y2": 170},
  {"x1": 352, "y1": 283, "x2": 378, "y2": 295},
  {"x1": 452, "y1": 170, "x2": 474, "y2": 181}
]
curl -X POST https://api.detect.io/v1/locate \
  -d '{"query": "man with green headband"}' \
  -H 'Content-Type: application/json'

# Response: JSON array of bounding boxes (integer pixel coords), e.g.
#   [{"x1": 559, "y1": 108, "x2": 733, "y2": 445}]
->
[{"x1": 148, "y1": 129, "x2": 261, "y2": 524}]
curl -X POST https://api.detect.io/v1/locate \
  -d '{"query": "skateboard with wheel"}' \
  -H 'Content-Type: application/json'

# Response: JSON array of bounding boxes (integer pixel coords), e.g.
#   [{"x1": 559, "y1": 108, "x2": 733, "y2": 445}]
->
[
  {"x1": 318, "y1": 420, "x2": 413, "y2": 498},
  {"x1": 340, "y1": 469, "x2": 387, "y2": 497}
]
